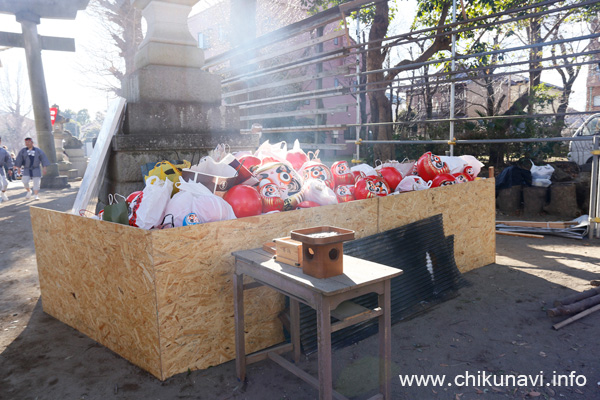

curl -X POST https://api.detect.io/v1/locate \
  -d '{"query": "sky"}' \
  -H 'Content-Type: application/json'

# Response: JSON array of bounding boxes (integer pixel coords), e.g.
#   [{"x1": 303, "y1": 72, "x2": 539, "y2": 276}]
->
[{"x1": 0, "y1": 1, "x2": 590, "y2": 120}]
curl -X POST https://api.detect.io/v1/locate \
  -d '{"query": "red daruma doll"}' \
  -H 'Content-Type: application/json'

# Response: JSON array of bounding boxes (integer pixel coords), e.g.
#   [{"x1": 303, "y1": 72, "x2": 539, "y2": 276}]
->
[
  {"x1": 299, "y1": 160, "x2": 334, "y2": 189},
  {"x1": 431, "y1": 173, "x2": 457, "y2": 188},
  {"x1": 335, "y1": 185, "x2": 355, "y2": 202},
  {"x1": 331, "y1": 160, "x2": 355, "y2": 187},
  {"x1": 378, "y1": 167, "x2": 403, "y2": 192},
  {"x1": 355, "y1": 176, "x2": 390, "y2": 199},
  {"x1": 416, "y1": 152, "x2": 450, "y2": 181},
  {"x1": 258, "y1": 179, "x2": 284, "y2": 213}
]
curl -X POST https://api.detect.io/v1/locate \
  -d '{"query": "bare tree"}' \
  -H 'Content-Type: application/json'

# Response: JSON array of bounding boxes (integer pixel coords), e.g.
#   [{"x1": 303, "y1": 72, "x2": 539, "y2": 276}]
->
[
  {"x1": 82, "y1": 0, "x2": 143, "y2": 97},
  {"x1": 0, "y1": 62, "x2": 35, "y2": 154}
]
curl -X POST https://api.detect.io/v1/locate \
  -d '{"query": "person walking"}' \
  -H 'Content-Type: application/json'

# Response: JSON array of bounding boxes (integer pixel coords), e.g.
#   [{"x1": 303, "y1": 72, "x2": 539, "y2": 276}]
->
[
  {"x1": 0, "y1": 138, "x2": 14, "y2": 203},
  {"x1": 14, "y1": 137, "x2": 50, "y2": 200}
]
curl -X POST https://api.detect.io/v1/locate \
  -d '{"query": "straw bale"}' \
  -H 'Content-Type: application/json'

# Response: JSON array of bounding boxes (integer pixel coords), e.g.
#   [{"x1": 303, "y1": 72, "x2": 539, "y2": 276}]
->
[
  {"x1": 29, "y1": 207, "x2": 162, "y2": 378},
  {"x1": 378, "y1": 179, "x2": 495, "y2": 272}
]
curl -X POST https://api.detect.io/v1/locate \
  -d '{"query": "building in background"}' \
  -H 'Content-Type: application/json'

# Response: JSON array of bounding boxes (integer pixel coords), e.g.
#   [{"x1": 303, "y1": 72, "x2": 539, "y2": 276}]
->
[{"x1": 188, "y1": 0, "x2": 364, "y2": 159}]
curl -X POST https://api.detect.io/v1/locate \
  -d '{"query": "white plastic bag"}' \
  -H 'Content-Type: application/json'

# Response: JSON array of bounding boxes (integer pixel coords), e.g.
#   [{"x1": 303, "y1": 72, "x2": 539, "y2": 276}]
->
[
  {"x1": 135, "y1": 176, "x2": 173, "y2": 229},
  {"x1": 459, "y1": 155, "x2": 484, "y2": 177},
  {"x1": 208, "y1": 143, "x2": 230, "y2": 162},
  {"x1": 163, "y1": 178, "x2": 236, "y2": 227},
  {"x1": 351, "y1": 163, "x2": 378, "y2": 177},
  {"x1": 376, "y1": 159, "x2": 415, "y2": 177},
  {"x1": 301, "y1": 179, "x2": 338, "y2": 206},
  {"x1": 395, "y1": 175, "x2": 432, "y2": 193},
  {"x1": 254, "y1": 140, "x2": 288, "y2": 164},
  {"x1": 530, "y1": 161, "x2": 554, "y2": 180}
]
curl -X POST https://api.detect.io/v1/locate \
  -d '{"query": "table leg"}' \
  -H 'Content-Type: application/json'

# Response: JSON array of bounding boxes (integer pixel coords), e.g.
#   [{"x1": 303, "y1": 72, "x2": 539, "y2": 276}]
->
[
  {"x1": 316, "y1": 296, "x2": 332, "y2": 400},
  {"x1": 290, "y1": 298, "x2": 301, "y2": 363},
  {"x1": 378, "y1": 279, "x2": 392, "y2": 399},
  {"x1": 233, "y1": 272, "x2": 246, "y2": 382}
]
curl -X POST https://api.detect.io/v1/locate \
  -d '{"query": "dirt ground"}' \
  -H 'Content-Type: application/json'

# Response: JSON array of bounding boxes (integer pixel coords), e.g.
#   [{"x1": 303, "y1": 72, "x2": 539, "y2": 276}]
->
[{"x1": 1, "y1": 180, "x2": 600, "y2": 400}]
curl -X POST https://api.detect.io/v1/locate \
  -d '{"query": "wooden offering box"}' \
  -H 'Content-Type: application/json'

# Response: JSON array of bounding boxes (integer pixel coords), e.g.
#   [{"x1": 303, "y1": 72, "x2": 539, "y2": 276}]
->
[
  {"x1": 30, "y1": 178, "x2": 496, "y2": 380},
  {"x1": 290, "y1": 226, "x2": 355, "y2": 279},
  {"x1": 273, "y1": 237, "x2": 302, "y2": 267}
]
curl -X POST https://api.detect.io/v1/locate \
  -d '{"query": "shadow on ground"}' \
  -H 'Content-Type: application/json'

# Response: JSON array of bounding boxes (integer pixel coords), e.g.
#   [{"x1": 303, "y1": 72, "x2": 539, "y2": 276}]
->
[{"x1": 1, "y1": 224, "x2": 599, "y2": 399}]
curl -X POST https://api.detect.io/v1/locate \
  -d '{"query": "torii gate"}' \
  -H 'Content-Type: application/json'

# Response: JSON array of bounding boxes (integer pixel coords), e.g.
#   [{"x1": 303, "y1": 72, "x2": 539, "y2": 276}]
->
[{"x1": 0, "y1": 0, "x2": 89, "y2": 188}]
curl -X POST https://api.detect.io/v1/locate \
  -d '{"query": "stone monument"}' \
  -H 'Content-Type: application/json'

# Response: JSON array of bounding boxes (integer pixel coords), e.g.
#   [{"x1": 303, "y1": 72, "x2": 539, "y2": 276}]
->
[
  {"x1": 63, "y1": 132, "x2": 87, "y2": 179},
  {"x1": 106, "y1": 0, "x2": 258, "y2": 198},
  {"x1": 51, "y1": 112, "x2": 74, "y2": 178}
]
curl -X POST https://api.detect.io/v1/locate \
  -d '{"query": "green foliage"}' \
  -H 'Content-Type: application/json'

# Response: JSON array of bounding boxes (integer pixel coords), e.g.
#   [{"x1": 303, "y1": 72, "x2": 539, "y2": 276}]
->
[{"x1": 76, "y1": 109, "x2": 91, "y2": 125}]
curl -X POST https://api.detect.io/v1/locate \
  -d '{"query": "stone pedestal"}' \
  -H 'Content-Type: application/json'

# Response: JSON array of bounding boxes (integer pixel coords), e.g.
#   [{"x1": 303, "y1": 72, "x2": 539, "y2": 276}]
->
[
  {"x1": 53, "y1": 130, "x2": 74, "y2": 176},
  {"x1": 65, "y1": 148, "x2": 88, "y2": 178},
  {"x1": 103, "y1": 0, "x2": 255, "y2": 203},
  {"x1": 132, "y1": 0, "x2": 203, "y2": 70}
]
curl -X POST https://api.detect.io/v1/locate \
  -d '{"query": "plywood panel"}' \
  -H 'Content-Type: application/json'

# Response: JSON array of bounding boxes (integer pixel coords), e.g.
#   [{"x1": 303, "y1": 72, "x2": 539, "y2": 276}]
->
[
  {"x1": 30, "y1": 207, "x2": 162, "y2": 379},
  {"x1": 150, "y1": 197, "x2": 379, "y2": 378},
  {"x1": 31, "y1": 180, "x2": 493, "y2": 381},
  {"x1": 378, "y1": 179, "x2": 496, "y2": 272}
]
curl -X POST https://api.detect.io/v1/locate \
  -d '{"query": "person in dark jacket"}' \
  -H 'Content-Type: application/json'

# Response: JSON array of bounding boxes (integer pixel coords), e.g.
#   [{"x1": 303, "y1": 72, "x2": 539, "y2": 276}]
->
[
  {"x1": 14, "y1": 137, "x2": 50, "y2": 200},
  {"x1": 0, "y1": 138, "x2": 14, "y2": 203}
]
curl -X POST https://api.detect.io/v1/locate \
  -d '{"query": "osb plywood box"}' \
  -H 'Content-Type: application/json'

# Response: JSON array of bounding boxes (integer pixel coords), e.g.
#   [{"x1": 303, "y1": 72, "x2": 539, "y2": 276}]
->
[{"x1": 30, "y1": 178, "x2": 495, "y2": 380}]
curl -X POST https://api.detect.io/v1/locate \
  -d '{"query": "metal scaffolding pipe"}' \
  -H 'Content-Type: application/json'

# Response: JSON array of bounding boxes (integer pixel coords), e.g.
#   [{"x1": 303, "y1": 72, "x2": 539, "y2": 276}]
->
[
  {"x1": 449, "y1": 0, "x2": 457, "y2": 156},
  {"x1": 589, "y1": 136, "x2": 599, "y2": 239},
  {"x1": 347, "y1": 136, "x2": 593, "y2": 145}
]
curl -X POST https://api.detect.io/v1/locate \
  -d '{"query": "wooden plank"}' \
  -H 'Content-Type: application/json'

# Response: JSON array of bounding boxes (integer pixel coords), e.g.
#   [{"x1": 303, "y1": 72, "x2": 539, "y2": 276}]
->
[
  {"x1": 290, "y1": 298, "x2": 301, "y2": 363},
  {"x1": 233, "y1": 273, "x2": 246, "y2": 382},
  {"x1": 233, "y1": 249, "x2": 401, "y2": 296},
  {"x1": 267, "y1": 352, "x2": 349, "y2": 400},
  {"x1": 30, "y1": 208, "x2": 162, "y2": 378},
  {"x1": 331, "y1": 308, "x2": 383, "y2": 333},
  {"x1": 246, "y1": 342, "x2": 294, "y2": 365},
  {"x1": 331, "y1": 301, "x2": 372, "y2": 321},
  {"x1": 71, "y1": 98, "x2": 125, "y2": 214},
  {"x1": 379, "y1": 280, "x2": 392, "y2": 399},
  {"x1": 553, "y1": 303, "x2": 600, "y2": 330},
  {"x1": 241, "y1": 105, "x2": 350, "y2": 122},
  {"x1": 317, "y1": 296, "x2": 334, "y2": 400},
  {"x1": 243, "y1": 281, "x2": 264, "y2": 290},
  {"x1": 496, "y1": 231, "x2": 544, "y2": 239},
  {"x1": 496, "y1": 220, "x2": 576, "y2": 228}
]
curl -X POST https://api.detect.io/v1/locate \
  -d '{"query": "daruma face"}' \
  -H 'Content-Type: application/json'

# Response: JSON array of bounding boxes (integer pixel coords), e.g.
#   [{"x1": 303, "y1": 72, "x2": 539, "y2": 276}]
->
[
  {"x1": 431, "y1": 173, "x2": 456, "y2": 188},
  {"x1": 331, "y1": 161, "x2": 355, "y2": 187},
  {"x1": 255, "y1": 162, "x2": 303, "y2": 199},
  {"x1": 355, "y1": 176, "x2": 390, "y2": 199},
  {"x1": 259, "y1": 181, "x2": 284, "y2": 213},
  {"x1": 335, "y1": 184, "x2": 355, "y2": 202},
  {"x1": 416, "y1": 152, "x2": 450, "y2": 181},
  {"x1": 453, "y1": 173, "x2": 469, "y2": 183},
  {"x1": 301, "y1": 162, "x2": 334, "y2": 189},
  {"x1": 463, "y1": 166, "x2": 475, "y2": 180}
]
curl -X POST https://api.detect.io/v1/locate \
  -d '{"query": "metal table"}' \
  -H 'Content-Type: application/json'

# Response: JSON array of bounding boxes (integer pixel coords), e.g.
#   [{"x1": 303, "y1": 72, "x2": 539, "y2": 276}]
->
[{"x1": 232, "y1": 248, "x2": 402, "y2": 400}]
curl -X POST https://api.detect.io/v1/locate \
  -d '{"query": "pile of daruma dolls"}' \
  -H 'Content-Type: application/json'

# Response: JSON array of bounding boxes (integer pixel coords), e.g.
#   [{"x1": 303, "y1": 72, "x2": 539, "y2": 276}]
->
[{"x1": 217, "y1": 141, "x2": 482, "y2": 219}]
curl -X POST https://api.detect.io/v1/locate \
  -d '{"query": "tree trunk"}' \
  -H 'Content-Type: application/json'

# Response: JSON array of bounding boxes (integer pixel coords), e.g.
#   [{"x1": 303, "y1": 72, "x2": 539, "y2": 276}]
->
[{"x1": 367, "y1": 2, "x2": 393, "y2": 162}]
